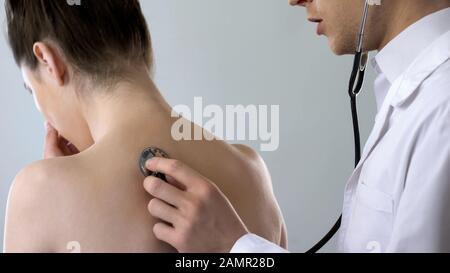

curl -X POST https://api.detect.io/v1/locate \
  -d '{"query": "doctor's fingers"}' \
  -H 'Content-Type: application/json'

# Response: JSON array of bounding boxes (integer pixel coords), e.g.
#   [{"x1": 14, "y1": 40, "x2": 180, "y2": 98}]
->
[
  {"x1": 146, "y1": 158, "x2": 206, "y2": 190},
  {"x1": 147, "y1": 198, "x2": 181, "y2": 226},
  {"x1": 144, "y1": 176, "x2": 187, "y2": 208},
  {"x1": 153, "y1": 222, "x2": 178, "y2": 248}
]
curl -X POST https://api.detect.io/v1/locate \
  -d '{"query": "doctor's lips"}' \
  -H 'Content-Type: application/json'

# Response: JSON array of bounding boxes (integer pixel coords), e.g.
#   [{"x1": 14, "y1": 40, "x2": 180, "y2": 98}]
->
[{"x1": 308, "y1": 18, "x2": 324, "y2": 35}]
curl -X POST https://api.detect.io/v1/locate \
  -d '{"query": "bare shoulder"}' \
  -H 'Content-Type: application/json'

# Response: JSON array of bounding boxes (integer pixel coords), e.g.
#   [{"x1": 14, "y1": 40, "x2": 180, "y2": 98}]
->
[
  {"x1": 231, "y1": 144, "x2": 261, "y2": 160},
  {"x1": 230, "y1": 144, "x2": 272, "y2": 187},
  {"x1": 4, "y1": 158, "x2": 75, "y2": 252},
  {"x1": 229, "y1": 144, "x2": 286, "y2": 246}
]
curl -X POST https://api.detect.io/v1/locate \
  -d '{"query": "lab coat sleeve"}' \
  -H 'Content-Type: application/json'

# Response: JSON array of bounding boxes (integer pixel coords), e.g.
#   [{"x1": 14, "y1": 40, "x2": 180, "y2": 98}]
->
[
  {"x1": 230, "y1": 234, "x2": 289, "y2": 253},
  {"x1": 386, "y1": 108, "x2": 450, "y2": 252}
]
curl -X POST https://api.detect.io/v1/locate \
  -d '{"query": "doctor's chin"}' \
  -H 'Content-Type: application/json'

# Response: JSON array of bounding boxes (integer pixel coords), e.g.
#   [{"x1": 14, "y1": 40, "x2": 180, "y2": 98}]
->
[{"x1": 1, "y1": 0, "x2": 450, "y2": 270}]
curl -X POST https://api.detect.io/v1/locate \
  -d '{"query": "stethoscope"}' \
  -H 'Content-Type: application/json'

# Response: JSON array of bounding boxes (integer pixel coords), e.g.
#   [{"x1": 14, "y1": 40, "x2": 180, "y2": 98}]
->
[
  {"x1": 138, "y1": 0, "x2": 371, "y2": 253},
  {"x1": 306, "y1": 0, "x2": 370, "y2": 253}
]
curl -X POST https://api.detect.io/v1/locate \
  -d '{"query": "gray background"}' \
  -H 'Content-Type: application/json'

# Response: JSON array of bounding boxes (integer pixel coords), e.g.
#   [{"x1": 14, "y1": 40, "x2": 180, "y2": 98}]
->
[{"x1": 0, "y1": 0, "x2": 377, "y2": 252}]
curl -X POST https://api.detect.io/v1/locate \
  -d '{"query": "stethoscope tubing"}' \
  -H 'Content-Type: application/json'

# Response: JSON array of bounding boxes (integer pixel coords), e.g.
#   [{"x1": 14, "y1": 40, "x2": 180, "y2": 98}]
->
[{"x1": 306, "y1": 0, "x2": 370, "y2": 253}]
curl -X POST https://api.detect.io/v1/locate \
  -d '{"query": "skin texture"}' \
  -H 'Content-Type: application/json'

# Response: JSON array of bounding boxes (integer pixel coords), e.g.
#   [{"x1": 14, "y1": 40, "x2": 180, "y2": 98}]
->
[{"x1": 3, "y1": 41, "x2": 287, "y2": 252}]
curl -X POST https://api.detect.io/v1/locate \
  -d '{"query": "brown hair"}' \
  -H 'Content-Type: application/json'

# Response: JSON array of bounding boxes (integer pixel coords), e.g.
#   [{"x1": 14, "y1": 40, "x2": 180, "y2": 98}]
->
[{"x1": 5, "y1": 0, "x2": 153, "y2": 84}]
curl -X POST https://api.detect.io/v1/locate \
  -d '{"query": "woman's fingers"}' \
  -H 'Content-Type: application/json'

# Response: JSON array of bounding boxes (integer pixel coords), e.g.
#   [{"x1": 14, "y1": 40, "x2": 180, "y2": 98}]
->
[
  {"x1": 43, "y1": 122, "x2": 64, "y2": 158},
  {"x1": 58, "y1": 137, "x2": 80, "y2": 156},
  {"x1": 43, "y1": 122, "x2": 80, "y2": 158},
  {"x1": 67, "y1": 142, "x2": 80, "y2": 154}
]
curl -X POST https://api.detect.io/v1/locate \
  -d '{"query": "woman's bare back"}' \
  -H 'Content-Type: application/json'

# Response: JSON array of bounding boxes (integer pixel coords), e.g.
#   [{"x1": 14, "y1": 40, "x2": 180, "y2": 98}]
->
[
  {"x1": 4, "y1": 115, "x2": 285, "y2": 253},
  {"x1": 3, "y1": 0, "x2": 286, "y2": 254}
]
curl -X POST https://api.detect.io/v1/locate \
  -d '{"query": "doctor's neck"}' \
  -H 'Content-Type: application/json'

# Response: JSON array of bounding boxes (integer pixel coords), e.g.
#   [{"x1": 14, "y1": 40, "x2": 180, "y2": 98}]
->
[{"x1": 375, "y1": 0, "x2": 450, "y2": 51}]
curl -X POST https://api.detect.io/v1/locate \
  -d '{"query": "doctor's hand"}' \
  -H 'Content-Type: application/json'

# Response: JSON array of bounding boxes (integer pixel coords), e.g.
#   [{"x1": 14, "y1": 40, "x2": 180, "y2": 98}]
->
[
  {"x1": 43, "y1": 122, "x2": 79, "y2": 159},
  {"x1": 143, "y1": 157, "x2": 249, "y2": 253}
]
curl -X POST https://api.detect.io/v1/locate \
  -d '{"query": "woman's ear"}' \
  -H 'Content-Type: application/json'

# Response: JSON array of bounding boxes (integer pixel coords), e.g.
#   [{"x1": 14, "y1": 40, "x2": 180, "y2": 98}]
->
[{"x1": 32, "y1": 42, "x2": 67, "y2": 86}]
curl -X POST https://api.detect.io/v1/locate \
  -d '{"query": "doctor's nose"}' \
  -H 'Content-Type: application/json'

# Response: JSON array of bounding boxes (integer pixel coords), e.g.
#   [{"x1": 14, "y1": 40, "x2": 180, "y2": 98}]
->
[{"x1": 289, "y1": 0, "x2": 311, "y2": 7}]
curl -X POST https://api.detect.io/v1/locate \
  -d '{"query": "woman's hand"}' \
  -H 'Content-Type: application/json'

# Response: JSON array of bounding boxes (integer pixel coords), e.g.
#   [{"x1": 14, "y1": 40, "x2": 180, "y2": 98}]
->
[
  {"x1": 144, "y1": 157, "x2": 250, "y2": 253},
  {"x1": 43, "y1": 122, "x2": 79, "y2": 159}
]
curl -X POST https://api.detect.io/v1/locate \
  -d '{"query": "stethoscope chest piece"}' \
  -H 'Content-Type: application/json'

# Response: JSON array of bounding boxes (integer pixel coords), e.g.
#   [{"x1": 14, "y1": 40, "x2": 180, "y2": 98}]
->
[{"x1": 139, "y1": 146, "x2": 170, "y2": 181}]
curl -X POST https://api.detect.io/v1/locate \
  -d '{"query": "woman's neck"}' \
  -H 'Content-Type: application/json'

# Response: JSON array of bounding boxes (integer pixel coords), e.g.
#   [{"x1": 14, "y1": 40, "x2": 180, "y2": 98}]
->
[{"x1": 79, "y1": 75, "x2": 173, "y2": 152}]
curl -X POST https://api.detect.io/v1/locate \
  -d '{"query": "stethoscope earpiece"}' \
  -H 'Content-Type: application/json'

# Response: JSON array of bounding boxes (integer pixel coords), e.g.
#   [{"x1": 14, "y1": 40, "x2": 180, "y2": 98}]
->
[{"x1": 139, "y1": 146, "x2": 170, "y2": 181}]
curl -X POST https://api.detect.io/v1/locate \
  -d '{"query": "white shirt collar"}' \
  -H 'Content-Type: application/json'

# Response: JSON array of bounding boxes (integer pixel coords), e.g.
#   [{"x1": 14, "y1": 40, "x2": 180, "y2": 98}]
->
[
  {"x1": 372, "y1": 7, "x2": 450, "y2": 85},
  {"x1": 370, "y1": 7, "x2": 450, "y2": 111}
]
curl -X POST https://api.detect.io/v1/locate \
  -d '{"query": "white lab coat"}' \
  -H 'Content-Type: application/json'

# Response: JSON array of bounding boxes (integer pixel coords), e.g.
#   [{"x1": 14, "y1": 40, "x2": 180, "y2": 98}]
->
[{"x1": 231, "y1": 7, "x2": 450, "y2": 253}]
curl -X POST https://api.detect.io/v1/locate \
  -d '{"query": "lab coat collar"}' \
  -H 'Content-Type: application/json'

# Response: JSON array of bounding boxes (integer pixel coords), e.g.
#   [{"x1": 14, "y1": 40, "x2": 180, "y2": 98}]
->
[
  {"x1": 373, "y1": 7, "x2": 450, "y2": 86},
  {"x1": 356, "y1": 29, "x2": 450, "y2": 175},
  {"x1": 390, "y1": 30, "x2": 450, "y2": 108}
]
